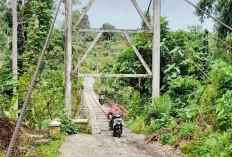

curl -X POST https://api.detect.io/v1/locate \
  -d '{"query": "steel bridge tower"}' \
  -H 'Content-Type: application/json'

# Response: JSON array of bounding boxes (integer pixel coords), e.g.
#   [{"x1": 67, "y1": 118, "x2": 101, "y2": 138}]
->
[{"x1": 65, "y1": 0, "x2": 161, "y2": 114}]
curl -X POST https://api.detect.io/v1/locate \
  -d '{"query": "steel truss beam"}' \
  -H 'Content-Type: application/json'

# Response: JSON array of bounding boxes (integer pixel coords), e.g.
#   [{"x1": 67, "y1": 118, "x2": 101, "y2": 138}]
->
[
  {"x1": 74, "y1": 0, "x2": 95, "y2": 29},
  {"x1": 75, "y1": 28, "x2": 153, "y2": 34},
  {"x1": 124, "y1": 33, "x2": 152, "y2": 75},
  {"x1": 73, "y1": 73, "x2": 152, "y2": 78},
  {"x1": 131, "y1": 0, "x2": 153, "y2": 31},
  {"x1": 72, "y1": 32, "x2": 153, "y2": 75},
  {"x1": 73, "y1": 0, "x2": 153, "y2": 32},
  {"x1": 73, "y1": 32, "x2": 102, "y2": 74},
  {"x1": 72, "y1": 0, "x2": 155, "y2": 81}
]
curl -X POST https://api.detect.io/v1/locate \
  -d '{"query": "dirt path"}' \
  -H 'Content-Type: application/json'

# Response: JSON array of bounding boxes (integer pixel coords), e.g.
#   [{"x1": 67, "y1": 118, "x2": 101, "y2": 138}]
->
[{"x1": 58, "y1": 77, "x2": 183, "y2": 157}]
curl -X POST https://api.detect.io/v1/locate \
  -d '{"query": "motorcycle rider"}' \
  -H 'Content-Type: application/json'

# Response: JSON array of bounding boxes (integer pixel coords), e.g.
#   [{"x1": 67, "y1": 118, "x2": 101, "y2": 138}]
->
[
  {"x1": 107, "y1": 104, "x2": 123, "y2": 130},
  {"x1": 99, "y1": 92, "x2": 105, "y2": 102}
]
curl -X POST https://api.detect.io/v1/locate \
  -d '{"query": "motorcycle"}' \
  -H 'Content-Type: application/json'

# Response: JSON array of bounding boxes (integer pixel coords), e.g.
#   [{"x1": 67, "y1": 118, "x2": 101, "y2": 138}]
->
[
  {"x1": 111, "y1": 114, "x2": 123, "y2": 138},
  {"x1": 99, "y1": 97, "x2": 105, "y2": 105}
]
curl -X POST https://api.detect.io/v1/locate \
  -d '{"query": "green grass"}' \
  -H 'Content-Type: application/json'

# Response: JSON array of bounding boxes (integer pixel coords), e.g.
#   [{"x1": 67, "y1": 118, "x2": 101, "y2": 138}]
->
[{"x1": 35, "y1": 135, "x2": 66, "y2": 157}]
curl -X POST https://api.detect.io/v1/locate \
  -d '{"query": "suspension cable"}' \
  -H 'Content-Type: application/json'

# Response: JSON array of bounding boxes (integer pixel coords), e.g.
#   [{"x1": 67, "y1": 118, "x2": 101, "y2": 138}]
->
[
  {"x1": 208, "y1": 31, "x2": 232, "y2": 49},
  {"x1": 184, "y1": 0, "x2": 232, "y2": 32},
  {"x1": 6, "y1": 0, "x2": 62, "y2": 156},
  {"x1": 196, "y1": 81, "x2": 210, "y2": 105},
  {"x1": 145, "y1": 0, "x2": 152, "y2": 17},
  {"x1": 171, "y1": 39, "x2": 212, "y2": 82}
]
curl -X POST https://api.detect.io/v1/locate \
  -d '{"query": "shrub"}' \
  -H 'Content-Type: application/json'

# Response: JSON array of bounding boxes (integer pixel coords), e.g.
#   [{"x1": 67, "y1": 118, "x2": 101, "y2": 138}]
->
[
  {"x1": 41, "y1": 119, "x2": 52, "y2": 129},
  {"x1": 128, "y1": 91, "x2": 143, "y2": 118},
  {"x1": 210, "y1": 61, "x2": 232, "y2": 97},
  {"x1": 148, "y1": 94, "x2": 173, "y2": 118},
  {"x1": 181, "y1": 130, "x2": 232, "y2": 157},
  {"x1": 178, "y1": 122, "x2": 195, "y2": 138},
  {"x1": 148, "y1": 114, "x2": 174, "y2": 133},
  {"x1": 60, "y1": 117, "x2": 79, "y2": 135},
  {"x1": 216, "y1": 91, "x2": 232, "y2": 130},
  {"x1": 161, "y1": 133, "x2": 176, "y2": 145},
  {"x1": 127, "y1": 116, "x2": 147, "y2": 134},
  {"x1": 167, "y1": 76, "x2": 201, "y2": 110},
  {"x1": 114, "y1": 86, "x2": 134, "y2": 106}
]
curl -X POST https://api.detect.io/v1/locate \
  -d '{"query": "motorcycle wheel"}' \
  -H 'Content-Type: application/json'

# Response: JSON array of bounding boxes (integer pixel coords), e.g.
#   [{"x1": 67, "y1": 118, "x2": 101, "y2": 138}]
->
[
  {"x1": 118, "y1": 125, "x2": 122, "y2": 138},
  {"x1": 118, "y1": 132, "x2": 121, "y2": 138},
  {"x1": 112, "y1": 125, "x2": 116, "y2": 137},
  {"x1": 114, "y1": 125, "x2": 120, "y2": 138}
]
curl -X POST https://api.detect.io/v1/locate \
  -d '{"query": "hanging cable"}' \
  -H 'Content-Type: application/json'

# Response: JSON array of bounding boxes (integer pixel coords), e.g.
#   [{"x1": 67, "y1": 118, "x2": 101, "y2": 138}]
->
[
  {"x1": 208, "y1": 31, "x2": 232, "y2": 49},
  {"x1": 184, "y1": 0, "x2": 232, "y2": 32},
  {"x1": 172, "y1": 39, "x2": 212, "y2": 104},
  {"x1": 171, "y1": 39, "x2": 212, "y2": 82},
  {"x1": 196, "y1": 81, "x2": 210, "y2": 105},
  {"x1": 145, "y1": 0, "x2": 152, "y2": 17},
  {"x1": 6, "y1": 0, "x2": 62, "y2": 156}
]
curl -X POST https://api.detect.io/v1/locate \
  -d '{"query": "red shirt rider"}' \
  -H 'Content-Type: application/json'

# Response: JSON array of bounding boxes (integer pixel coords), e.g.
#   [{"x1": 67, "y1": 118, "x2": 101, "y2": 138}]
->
[{"x1": 107, "y1": 104, "x2": 123, "y2": 119}]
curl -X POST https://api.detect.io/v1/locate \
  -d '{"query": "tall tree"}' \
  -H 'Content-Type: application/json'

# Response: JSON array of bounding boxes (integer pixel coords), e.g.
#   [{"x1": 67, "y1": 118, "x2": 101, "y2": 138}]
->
[
  {"x1": 72, "y1": 10, "x2": 90, "y2": 29},
  {"x1": 196, "y1": 0, "x2": 232, "y2": 37},
  {"x1": 100, "y1": 23, "x2": 115, "y2": 41},
  {"x1": 12, "y1": 0, "x2": 18, "y2": 111}
]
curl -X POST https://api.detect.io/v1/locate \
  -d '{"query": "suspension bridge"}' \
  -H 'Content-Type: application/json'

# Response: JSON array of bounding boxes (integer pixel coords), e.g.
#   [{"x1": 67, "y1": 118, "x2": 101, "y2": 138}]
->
[{"x1": 5, "y1": 0, "x2": 232, "y2": 156}]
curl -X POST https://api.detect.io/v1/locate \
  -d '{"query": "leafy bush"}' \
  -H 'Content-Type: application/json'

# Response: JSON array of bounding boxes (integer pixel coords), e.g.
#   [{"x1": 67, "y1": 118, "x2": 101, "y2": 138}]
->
[
  {"x1": 127, "y1": 116, "x2": 147, "y2": 134},
  {"x1": 161, "y1": 133, "x2": 176, "y2": 145},
  {"x1": 128, "y1": 91, "x2": 142, "y2": 118},
  {"x1": 175, "y1": 105, "x2": 198, "y2": 121},
  {"x1": 114, "y1": 86, "x2": 134, "y2": 106},
  {"x1": 216, "y1": 91, "x2": 232, "y2": 130},
  {"x1": 128, "y1": 91, "x2": 152, "y2": 122},
  {"x1": 19, "y1": 69, "x2": 65, "y2": 129},
  {"x1": 148, "y1": 94, "x2": 173, "y2": 118},
  {"x1": 148, "y1": 114, "x2": 174, "y2": 133},
  {"x1": 167, "y1": 76, "x2": 201, "y2": 109},
  {"x1": 210, "y1": 61, "x2": 232, "y2": 97},
  {"x1": 60, "y1": 117, "x2": 79, "y2": 135},
  {"x1": 41, "y1": 119, "x2": 52, "y2": 129},
  {"x1": 181, "y1": 130, "x2": 232, "y2": 157},
  {"x1": 178, "y1": 122, "x2": 195, "y2": 138}
]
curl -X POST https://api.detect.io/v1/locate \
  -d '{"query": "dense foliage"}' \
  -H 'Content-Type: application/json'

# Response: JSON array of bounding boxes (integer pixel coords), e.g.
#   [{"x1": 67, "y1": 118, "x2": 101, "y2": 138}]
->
[
  {"x1": 94, "y1": 17, "x2": 232, "y2": 156},
  {"x1": 0, "y1": 0, "x2": 85, "y2": 131}
]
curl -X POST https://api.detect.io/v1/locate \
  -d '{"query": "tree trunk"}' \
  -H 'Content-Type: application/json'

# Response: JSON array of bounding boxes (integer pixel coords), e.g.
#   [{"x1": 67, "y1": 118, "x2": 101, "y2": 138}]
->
[{"x1": 12, "y1": 0, "x2": 18, "y2": 112}]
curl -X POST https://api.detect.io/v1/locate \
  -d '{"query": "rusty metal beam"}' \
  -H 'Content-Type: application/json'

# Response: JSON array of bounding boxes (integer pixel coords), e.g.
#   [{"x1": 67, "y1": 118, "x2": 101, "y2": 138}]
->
[{"x1": 73, "y1": 73, "x2": 152, "y2": 78}]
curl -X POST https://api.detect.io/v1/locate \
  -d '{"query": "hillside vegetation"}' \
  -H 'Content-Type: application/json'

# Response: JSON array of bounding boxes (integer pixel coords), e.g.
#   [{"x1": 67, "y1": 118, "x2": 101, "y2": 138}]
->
[{"x1": 94, "y1": 18, "x2": 232, "y2": 156}]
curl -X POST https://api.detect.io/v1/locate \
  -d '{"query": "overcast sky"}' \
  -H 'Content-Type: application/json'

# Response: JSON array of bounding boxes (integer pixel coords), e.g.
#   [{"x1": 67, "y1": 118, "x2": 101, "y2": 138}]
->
[{"x1": 57, "y1": 0, "x2": 214, "y2": 31}]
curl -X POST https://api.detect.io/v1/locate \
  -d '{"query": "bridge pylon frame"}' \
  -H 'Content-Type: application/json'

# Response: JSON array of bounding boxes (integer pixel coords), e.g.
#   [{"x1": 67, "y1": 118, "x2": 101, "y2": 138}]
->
[{"x1": 65, "y1": 0, "x2": 161, "y2": 113}]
